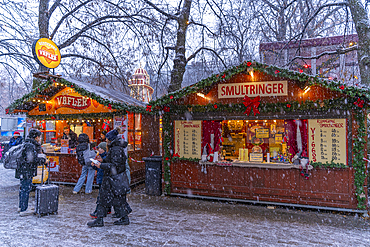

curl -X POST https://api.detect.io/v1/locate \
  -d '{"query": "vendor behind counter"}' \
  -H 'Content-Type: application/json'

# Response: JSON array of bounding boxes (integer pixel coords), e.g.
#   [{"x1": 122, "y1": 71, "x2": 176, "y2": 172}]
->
[{"x1": 62, "y1": 126, "x2": 78, "y2": 148}]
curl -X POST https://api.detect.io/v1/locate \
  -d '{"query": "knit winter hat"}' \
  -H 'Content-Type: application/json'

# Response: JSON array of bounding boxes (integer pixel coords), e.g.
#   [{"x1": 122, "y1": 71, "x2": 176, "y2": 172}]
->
[
  {"x1": 13, "y1": 131, "x2": 20, "y2": 137},
  {"x1": 78, "y1": 133, "x2": 90, "y2": 143},
  {"x1": 105, "y1": 129, "x2": 119, "y2": 141},
  {"x1": 98, "y1": 142, "x2": 107, "y2": 152}
]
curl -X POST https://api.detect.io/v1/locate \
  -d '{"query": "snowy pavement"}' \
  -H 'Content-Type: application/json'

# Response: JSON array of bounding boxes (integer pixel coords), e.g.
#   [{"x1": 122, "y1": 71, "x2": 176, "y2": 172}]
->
[{"x1": 1, "y1": 164, "x2": 370, "y2": 247}]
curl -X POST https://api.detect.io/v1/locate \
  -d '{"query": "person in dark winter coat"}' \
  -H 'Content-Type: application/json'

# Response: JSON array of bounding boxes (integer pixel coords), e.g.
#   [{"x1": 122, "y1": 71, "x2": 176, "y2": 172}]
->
[
  {"x1": 73, "y1": 133, "x2": 96, "y2": 194},
  {"x1": 87, "y1": 128, "x2": 130, "y2": 227},
  {"x1": 62, "y1": 126, "x2": 78, "y2": 148},
  {"x1": 9, "y1": 131, "x2": 23, "y2": 147},
  {"x1": 15, "y1": 129, "x2": 48, "y2": 216}
]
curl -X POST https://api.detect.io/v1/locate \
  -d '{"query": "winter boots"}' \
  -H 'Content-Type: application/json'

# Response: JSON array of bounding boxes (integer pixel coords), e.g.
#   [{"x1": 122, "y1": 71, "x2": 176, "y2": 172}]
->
[
  {"x1": 113, "y1": 215, "x2": 130, "y2": 225},
  {"x1": 87, "y1": 217, "x2": 104, "y2": 227}
]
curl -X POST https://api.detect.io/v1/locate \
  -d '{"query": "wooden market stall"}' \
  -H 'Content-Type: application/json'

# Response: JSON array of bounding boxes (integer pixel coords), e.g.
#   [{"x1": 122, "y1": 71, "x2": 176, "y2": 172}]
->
[
  {"x1": 6, "y1": 74, "x2": 160, "y2": 185},
  {"x1": 148, "y1": 61, "x2": 369, "y2": 211}
]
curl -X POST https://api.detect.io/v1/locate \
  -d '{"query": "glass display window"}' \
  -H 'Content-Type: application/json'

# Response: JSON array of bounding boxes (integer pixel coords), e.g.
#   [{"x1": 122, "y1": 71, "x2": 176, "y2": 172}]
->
[
  {"x1": 127, "y1": 112, "x2": 142, "y2": 151},
  {"x1": 217, "y1": 119, "x2": 308, "y2": 163}
]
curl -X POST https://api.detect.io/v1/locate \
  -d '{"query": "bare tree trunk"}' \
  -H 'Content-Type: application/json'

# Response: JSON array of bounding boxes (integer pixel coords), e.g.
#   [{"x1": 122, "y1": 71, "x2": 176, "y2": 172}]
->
[
  {"x1": 276, "y1": 9, "x2": 287, "y2": 41},
  {"x1": 348, "y1": 0, "x2": 370, "y2": 86},
  {"x1": 35, "y1": 0, "x2": 50, "y2": 85},
  {"x1": 168, "y1": 0, "x2": 192, "y2": 93}
]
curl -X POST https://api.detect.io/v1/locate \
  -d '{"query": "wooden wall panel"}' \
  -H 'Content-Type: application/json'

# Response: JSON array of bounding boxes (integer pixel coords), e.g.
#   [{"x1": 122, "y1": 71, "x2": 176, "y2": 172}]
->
[{"x1": 171, "y1": 160, "x2": 358, "y2": 209}]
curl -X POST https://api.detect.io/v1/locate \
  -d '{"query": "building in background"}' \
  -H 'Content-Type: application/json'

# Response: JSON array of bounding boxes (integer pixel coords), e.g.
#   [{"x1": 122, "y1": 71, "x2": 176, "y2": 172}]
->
[
  {"x1": 259, "y1": 34, "x2": 360, "y2": 86},
  {"x1": 0, "y1": 117, "x2": 25, "y2": 138},
  {"x1": 128, "y1": 66, "x2": 154, "y2": 103}
]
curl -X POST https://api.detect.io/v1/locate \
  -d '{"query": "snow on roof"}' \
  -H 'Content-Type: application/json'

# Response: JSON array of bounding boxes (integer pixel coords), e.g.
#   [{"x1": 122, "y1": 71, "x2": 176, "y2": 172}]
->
[{"x1": 66, "y1": 78, "x2": 146, "y2": 107}]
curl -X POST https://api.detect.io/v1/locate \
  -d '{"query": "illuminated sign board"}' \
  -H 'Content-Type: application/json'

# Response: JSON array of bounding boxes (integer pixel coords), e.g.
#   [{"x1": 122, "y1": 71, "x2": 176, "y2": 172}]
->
[
  {"x1": 32, "y1": 38, "x2": 61, "y2": 69},
  {"x1": 218, "y1": 81, "x2": 288, "y2": 99}
]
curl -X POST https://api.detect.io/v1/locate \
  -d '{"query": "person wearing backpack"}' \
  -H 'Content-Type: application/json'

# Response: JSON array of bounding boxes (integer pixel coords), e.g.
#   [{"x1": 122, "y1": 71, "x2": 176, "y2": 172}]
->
[
  {"x1": 73, "y1": 133, "x2": 96, "y2": 194},
  {"x1": 15, "y1": 129, "x2": 48, "y2": 216}
]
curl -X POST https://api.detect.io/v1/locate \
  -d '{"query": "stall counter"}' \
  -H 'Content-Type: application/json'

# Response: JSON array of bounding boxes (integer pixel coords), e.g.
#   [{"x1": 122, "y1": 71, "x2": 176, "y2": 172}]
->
[
  {"x1": 45, "y1": 152, "x2": 82, "y2": 184},
  {"x1": 46, "y1": 151, "x2": 147, "y2": 185},
  {"x1": 171, "y1": 160, "x2": 358, "y2": 209},
  {"x1": 199, "y1": 161, "x2": 314, "y2": 170}
]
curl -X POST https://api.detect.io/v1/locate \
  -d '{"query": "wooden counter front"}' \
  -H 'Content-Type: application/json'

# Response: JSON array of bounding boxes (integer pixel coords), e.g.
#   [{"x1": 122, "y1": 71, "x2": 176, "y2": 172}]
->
[
  {"x1": 170, "y1": 160, "x2": 358, "y2": 209},
  {"x1": 46, "y1": 153, "x2": 81, "y2": 184},
  {"x1": 46, "y1": 152, "x2": 146, "y2": 185}
]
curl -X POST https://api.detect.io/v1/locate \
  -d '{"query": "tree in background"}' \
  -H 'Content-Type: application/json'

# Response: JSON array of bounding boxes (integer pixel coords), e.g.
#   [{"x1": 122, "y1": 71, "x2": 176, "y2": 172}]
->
[{"x1": 1, "y1": 0, "x2": 370, "y2": 103}]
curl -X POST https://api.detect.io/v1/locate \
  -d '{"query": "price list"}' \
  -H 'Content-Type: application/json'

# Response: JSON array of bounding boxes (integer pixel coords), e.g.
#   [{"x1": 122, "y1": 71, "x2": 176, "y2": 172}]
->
[
  {"x1": 174, "y1": 121, "x2": 202, "y2": 159},
  {"x1": 308, "y1": 119, "x2": 346, "y2": 164}
]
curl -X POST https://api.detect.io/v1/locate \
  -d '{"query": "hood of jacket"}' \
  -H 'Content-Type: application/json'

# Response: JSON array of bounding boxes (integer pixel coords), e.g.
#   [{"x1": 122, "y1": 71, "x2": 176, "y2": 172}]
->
[
  {"x1": 25, "y1": 138, "x2": 41, "y2": 148},
  {"x1": 107, "y1": 137, "x2": 122, "y2": 149},
  {"x1": 76, "y1": 142, "x2": 89, "y2": 152}
]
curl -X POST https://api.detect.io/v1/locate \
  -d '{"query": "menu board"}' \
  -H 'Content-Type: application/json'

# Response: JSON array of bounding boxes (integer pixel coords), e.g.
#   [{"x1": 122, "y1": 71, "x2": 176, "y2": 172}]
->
[
  {"x1": 250, "y1": 153, "x2": 263, "y2": 162},
  {"x1": 275, "y1": 133, "x2": 283, "y2": 143},
  {"x1": 174, "y1": 121, "x2": 202, "y2": 159},
  {"x1": 256, "y1": 128, "x2": 269, "y2": 138},
  {"x1": 308, "y1": 119, "x2": 347, "y2": 164}
]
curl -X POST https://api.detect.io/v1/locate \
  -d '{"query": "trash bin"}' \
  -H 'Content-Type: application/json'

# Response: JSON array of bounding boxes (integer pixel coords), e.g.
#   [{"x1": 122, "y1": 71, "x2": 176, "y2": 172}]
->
[{"x1": 143, "y1": 156, "x2": 162, "y2": 196}]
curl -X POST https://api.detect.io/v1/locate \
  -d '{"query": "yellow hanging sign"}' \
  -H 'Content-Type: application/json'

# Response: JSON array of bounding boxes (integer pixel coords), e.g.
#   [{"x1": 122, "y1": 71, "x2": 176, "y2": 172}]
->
[{"x1": 33, "y1": 38, "x2": 61, "y2": 69}]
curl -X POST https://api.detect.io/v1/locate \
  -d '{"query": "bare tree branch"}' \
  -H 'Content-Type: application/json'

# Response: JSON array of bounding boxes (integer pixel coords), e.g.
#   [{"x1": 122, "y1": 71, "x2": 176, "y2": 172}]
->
[
  {"x1": 143, "y1": 0, "x2": 178, "y2": 20},
  {"x1": 187, "y1": 47, "x2": 227, "y2": 68},
  {"x1": 58, "y1": 15, "x2": 136, "y2": 49},
  {"x1": 50, "y1": 0, "x2": 94, "y2": 40},
  {"x1": 285, "y1": 45, "x2": 358, "y2": 67},
  {"x1": 49, "y1": 0, "x2": 61, "y2": 19}
]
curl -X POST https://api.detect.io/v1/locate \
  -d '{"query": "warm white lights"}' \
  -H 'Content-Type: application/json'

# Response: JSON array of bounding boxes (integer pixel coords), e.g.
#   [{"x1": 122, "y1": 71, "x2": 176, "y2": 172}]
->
[
  {"x1": 303, "y1": 86, "x2": 311, "y2": 94},
  {"x1": 196, "y1": 93, "x2": 206, "y2": 99}
]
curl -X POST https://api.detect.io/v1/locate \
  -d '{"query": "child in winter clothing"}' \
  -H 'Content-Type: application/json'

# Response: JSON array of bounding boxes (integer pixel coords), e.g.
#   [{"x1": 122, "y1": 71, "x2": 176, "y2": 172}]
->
[
  {"x1": 95, "y1": 142, "x2": 107, "y2": 185},
  {"x1": 90, "y1": 142, "x2": 108, "y2": 218}
]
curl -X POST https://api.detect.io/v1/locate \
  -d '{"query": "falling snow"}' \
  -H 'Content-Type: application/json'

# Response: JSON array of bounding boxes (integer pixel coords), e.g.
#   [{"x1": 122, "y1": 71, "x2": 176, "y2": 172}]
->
[{"x1": 1, "y1": 164, "x2": 370, "y2": 246}]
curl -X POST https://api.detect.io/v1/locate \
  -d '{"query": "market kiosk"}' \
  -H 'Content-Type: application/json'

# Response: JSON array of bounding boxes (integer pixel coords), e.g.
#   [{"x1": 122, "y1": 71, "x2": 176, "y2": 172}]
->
[
  {"x1": 148, "y1": 61, "x2": 369, "y2": 211},
  {"x1": 6, "y1": 75, "x2": 160, "y2": 185}
]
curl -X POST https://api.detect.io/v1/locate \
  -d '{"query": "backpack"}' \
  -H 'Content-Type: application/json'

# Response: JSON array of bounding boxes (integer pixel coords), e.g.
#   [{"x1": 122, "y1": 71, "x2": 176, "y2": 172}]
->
[
  {"x1": 83, "y1": 148, "x2": 97, "y2": 166},
  {"x1": 3, "y1": 144, "x2": 25, "y2": 169}
]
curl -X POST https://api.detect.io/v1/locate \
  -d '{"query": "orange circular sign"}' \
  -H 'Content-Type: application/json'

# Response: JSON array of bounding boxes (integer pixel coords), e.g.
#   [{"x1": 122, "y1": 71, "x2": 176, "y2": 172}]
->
[{"x1": 33, "y1": 38, "x2": 61, "y2": 69}]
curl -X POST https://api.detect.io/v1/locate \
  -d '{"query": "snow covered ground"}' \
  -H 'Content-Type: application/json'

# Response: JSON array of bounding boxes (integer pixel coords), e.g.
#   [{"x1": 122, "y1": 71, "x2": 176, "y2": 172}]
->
[{"x1": 1, "y1": 164, "x2": 370, "y2": 246}]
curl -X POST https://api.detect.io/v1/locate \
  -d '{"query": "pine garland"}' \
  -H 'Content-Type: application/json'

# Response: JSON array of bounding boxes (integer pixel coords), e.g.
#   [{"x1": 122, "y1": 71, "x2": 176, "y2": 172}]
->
[
  {"x1": 27, "y1": 112, "x2": 122, "y2": 120},
  {"x1": 310, "y1": 162, "x2": 347, "y2": 169},
  {"x1": 352, "y1": 111, "x2": 367, "y2": 209},
  {"x1": 6, "y1": 78, "x2": 147, "y2": 115},
  {"x1": 162, "y1": 98, "x2": 360, "y2": 115},
  {"x1": 147, "y1": 61, "x2": 370, "y2": 110},
  {"x1": 162, "y1": 113, "x2": 173, "y2": 195}
]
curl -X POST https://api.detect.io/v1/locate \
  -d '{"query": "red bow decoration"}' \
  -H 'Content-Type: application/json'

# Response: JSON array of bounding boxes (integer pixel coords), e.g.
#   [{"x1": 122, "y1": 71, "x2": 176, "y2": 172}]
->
[
  {"x1": 243, "y1": 95, "x2": 260, "y2": 116},
  {"x1": 354, "y1": 98, "x2": 365, "y2": 108},
  {"x1": 163, "y1": 106, "x2": 170, "y2": 112}
]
